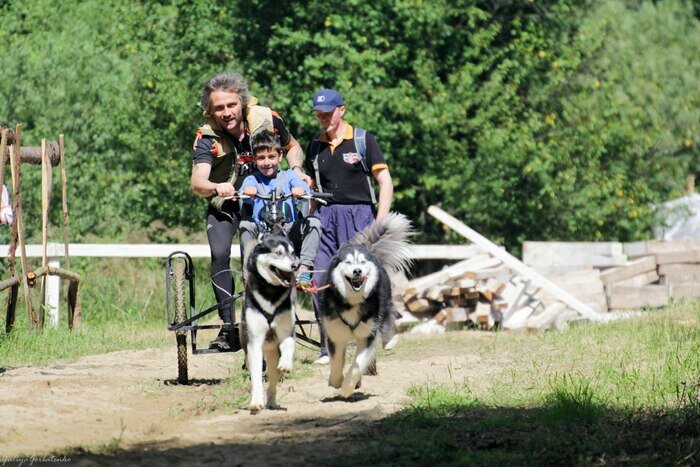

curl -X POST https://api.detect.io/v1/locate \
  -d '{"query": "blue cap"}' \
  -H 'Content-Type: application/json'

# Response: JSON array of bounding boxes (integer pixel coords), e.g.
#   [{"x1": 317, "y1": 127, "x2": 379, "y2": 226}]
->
[{"x1": 312, "y1": 89, "x2": 344, "y2": 112}]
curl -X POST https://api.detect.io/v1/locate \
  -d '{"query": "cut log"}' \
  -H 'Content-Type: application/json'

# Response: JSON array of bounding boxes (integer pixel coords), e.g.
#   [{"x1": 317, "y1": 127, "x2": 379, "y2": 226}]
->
[
  {"x1": 2, "y1": 142, "x2": 61, "y2": 166},
  {"x1": 445, "y1": 307, "x2": 469, "y2": 323},
  {"x1": 405, "y1": 297, "x2": 434, "y2": 313}
]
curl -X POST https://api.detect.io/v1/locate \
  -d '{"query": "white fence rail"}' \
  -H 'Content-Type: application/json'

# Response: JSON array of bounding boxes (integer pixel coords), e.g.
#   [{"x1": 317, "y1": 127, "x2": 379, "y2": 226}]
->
[
  {"x1": 1, "y1": 243, "x2": 476, "y2": 328},
  {"x1": 0, "y1": 243, "x2": 478, "y2": 260}
]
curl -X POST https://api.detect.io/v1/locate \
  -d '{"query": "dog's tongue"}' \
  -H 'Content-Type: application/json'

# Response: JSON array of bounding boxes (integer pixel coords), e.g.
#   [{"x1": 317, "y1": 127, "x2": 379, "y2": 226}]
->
[{"x1": 351, "y1": 275, "x2": 367, "y2": 287}]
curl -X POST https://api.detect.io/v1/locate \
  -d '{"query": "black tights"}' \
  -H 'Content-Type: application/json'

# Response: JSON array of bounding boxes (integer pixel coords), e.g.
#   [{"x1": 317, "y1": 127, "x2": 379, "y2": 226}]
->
[{"x1": 206, "y1": 206, "x2": 241, "y2": 324}]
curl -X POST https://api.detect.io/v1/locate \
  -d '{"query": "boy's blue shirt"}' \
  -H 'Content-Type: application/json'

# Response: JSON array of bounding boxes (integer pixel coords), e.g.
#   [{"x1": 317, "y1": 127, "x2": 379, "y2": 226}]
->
[{"x1": 240, "y1": 169, "x2": 309, "y2": 222}]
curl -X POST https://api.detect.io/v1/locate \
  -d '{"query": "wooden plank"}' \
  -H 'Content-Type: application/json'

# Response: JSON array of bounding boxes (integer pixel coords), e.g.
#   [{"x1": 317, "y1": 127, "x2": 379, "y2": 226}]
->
[
  {"x1": 0, "y1": 242, "x2": 477, "y2": 260},
  {"x1": 544, "y1": 269, "x2": 602, "y2": 285},
  {"x1": 501, "y1": 278, "x2": 531, "y2": 323},
  {"x1": 404, "y1": 254, "x2": 499, "y2": 294},
  {"x1": 600, "y1": 256, "x2": 657, "y2": 285},
  {"x1": 526, "y1": 302, "x2": 567, "y2": 331},
  {"x1": 607, "y1": 284, "x2": 669, "y2": 309},
  {"x1": 626, "y1": 238, "x2": 700, "y2": 256},
  {"x1": 428, "y1": 206, "x2": 600, "y2": 320},
  {"x1": 502, "y1": 303, "x2": 540, "y2": 330},
  {"x1": 522, "y1": 241, "x2": 626, "y2": 268},
  {"x1": 616, "y1": 270, "x2": 659, "y2": 287},
  {"x1": 411, "y1": 244, "x2": 483, "y2": 259},
  {"x1": 669, "y1": 283, "x2": 700, "y2": 298},
  {"x1": 654, "y1": 250, "x2": 700, "y2": 265},
  {"x1": 658, "y1": 264, "x2": 700, "y2": 283}
]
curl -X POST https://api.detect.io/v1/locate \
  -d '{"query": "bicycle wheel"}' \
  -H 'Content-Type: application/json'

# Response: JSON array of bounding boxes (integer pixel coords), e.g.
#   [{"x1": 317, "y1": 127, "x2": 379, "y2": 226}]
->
[{"x1": 172, "y1": 259, "x2": 188, "y2": 385}]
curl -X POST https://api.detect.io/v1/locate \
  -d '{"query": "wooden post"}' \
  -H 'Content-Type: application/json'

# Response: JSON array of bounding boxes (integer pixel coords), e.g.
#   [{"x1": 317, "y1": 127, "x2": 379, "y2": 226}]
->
[
  {"x1": 39, "y1": 139, "x2": 51, "y2": 328},
  {"x1": 427, "y1": 205, "x2": 600, "y2": 321},
  {"x1": 0, "y1": 129, "x2": 17, "y2": 332},
  {"x1": 10, "y1": 125, "x2": 38, "y2": 329},
  {"x1": 59, "y1": 134, "x2": 70, "y2": 271}
]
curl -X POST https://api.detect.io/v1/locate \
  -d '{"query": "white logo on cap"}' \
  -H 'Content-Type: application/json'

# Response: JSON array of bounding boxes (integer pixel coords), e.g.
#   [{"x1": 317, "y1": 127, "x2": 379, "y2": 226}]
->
[{"x1": 317, "y1": 96, "x2": 326, "y2": 103}]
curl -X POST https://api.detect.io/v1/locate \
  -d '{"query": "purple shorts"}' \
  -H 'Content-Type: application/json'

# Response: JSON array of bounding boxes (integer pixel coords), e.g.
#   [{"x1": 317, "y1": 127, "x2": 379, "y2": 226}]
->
[{"x1": 312, "y1": 203, "x2": 375, "y2": 308}]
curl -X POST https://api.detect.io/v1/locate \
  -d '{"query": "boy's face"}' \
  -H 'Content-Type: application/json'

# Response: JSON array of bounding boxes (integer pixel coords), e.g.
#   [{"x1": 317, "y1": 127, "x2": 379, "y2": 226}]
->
[{"x1": 254, "y1": 149, "x2": 282, "y2": 177}]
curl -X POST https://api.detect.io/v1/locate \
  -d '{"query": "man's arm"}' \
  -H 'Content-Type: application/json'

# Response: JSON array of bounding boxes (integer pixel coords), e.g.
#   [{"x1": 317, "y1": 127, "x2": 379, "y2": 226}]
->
[
  {"x1": 191, "y1": 163, "x2": 235, "y2": 198},
  {"x1": 283, "y1": 135, "x2": 313, "y2": 187},
  {"x1": 373, "y1": 168, "x2": 393, "y2": 221}
]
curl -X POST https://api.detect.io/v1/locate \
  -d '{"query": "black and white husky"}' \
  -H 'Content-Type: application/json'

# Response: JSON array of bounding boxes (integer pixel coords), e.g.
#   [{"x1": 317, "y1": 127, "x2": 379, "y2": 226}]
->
[
  {"x1": 240, "y1": 232, "x2": 298, "y2": 413},
  {"x1": 319, "y1": 212, "x2": 413, "y2": 398}
]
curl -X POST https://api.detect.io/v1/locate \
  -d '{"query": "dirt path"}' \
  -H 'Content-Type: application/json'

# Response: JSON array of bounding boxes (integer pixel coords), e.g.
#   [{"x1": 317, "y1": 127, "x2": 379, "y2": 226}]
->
[{"x1": 0, "y1": 332, "x2": 501, "y2": 465}]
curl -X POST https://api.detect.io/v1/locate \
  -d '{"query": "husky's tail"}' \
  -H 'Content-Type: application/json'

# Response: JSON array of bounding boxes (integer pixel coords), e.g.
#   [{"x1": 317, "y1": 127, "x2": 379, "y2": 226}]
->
[{"x1": 352, "y1": 212, "x2": 414, "y2": 274}]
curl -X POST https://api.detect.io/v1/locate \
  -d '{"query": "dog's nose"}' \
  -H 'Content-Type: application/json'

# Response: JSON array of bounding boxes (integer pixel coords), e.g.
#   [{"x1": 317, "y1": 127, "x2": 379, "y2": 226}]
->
[{"x1": 353, "y1": 268, "x2": 362, "y2": 276}]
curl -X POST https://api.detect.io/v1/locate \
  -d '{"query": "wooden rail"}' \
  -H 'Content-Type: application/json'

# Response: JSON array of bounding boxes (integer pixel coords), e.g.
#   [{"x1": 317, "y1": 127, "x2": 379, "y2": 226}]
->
[{"x1": 0, "y1": 243, "x2": 481, "y2": 260}]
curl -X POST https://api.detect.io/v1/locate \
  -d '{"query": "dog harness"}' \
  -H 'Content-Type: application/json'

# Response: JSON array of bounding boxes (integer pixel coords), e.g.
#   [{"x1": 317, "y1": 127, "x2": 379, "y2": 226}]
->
[{"x1": 246, "y1": 285, "x2": 293, "y2": 325}]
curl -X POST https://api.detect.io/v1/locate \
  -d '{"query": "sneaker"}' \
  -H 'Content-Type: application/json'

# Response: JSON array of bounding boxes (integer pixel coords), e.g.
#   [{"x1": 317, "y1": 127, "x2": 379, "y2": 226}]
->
[
  {"x1": 209, "y1": 331, "x2": 231, "y2": 351},
  {"x1": 209, "y1": 326, "x2": 241, "y2": 352},
  {"x1": 313, "y1": 354, "x2": 330, "y2": 365},
  {"x1": 296, "y1": 266, "x2": 313, "y2": 292}
]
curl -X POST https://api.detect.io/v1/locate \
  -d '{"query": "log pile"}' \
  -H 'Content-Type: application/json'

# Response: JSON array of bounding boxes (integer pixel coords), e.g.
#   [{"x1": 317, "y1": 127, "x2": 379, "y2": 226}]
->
[
  {"x1": 397, "y1": 252, "x2": 585, "y2": 333},
  {"x1": 395, "y1": 207, "x2": 611, "y2": 334},
  {"x1": 396, "y1": 206, "x2": 697, "y2": 335}
]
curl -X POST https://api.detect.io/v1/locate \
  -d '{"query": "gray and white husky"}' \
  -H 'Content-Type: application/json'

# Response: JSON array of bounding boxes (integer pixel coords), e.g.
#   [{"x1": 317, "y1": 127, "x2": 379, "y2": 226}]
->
[
  {"x1": 319, "y1": 212, "x2": 413, "y2": 398},
  {"x1": 240, "y1": 232, "x2": 298, "y2": 413}
]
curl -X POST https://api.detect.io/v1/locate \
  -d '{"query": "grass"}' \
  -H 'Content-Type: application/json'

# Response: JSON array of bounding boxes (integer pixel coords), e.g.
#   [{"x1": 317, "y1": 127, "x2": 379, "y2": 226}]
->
[
  {"x1": 3, "y1": 256, "x2": 698, "y2": 464},
  {"x1": 345, "y1": 299, "x2": 700, "y2": 466},
  {"x1": 0, "y1": 256, "x2": 245, "y2": 368}
]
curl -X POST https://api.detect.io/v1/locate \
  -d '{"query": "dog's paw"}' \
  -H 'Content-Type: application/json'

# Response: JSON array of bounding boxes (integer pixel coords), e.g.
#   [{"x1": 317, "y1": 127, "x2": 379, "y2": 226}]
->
[
  {"x1": 339, "y1": 384, "x2": 355, "y2": 399},
  {"x1": 249, "y1": 403, "x2": 264, "y2": 414},
  {"x1": 266, "y1": 399, "x2": 280, "y2": 410},
  {"x1": 328, "y1": 374, "x2": 343, "y2": 389},
  {"x1": 355, "y1": 377, "x2": 362, "y2": 389},
  {"x1": 277, "y1": 361, "x2": 293, "y2": 373}
]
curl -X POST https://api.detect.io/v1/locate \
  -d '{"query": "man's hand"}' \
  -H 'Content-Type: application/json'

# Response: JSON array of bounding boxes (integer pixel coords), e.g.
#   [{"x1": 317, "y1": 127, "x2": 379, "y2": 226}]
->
[
  {"x1": 291, "y1": 187, "x2": 305, "y2": 198},
  {"x1": 295, "y1": 170, "x2": 314, "y2": 188},
  {"x1": 242, "y1": 186, "x2": 258, "y2": 197},
  {"x1": 215, "y1": 182, "x2": 236, "y2": 198}
]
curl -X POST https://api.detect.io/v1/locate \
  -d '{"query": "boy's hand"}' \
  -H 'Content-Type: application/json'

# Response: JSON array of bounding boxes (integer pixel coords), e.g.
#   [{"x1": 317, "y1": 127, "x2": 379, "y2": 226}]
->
[
  {"x1": 291, "y1": 187, "x2": 305, "y2": 198},
  {"x1": 243, "y1": 186, "x2": 258, "y2": 197}
]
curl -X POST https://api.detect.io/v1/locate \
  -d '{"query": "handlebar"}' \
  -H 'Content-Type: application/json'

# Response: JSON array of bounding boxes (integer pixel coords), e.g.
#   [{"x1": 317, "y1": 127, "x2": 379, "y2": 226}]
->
[{"x1": 231, "y1": 191, "x2": 333, "y2": 205}]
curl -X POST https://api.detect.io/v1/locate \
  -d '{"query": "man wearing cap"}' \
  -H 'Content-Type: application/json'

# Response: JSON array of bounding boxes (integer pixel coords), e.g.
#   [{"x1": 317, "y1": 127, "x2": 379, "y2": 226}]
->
[{"x1": 305, "y1": 89, "x2": 394, "y2": 364}]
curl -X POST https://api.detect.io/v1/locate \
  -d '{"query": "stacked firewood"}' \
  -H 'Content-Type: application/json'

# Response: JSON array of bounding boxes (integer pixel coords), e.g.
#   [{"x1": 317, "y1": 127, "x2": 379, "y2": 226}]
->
[
  {"x1": 394, "y1": 206, "x2": 663, "y2": 335},
  {"x1": 395, "y1": 253, "x2": 585, "y2": 333}
]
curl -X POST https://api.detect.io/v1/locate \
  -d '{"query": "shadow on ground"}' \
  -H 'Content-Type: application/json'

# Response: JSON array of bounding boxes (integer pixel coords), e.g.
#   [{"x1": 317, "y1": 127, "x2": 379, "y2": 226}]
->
[{"x1": 36, "y1": 398, "x2": 699, "y2": 467}]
